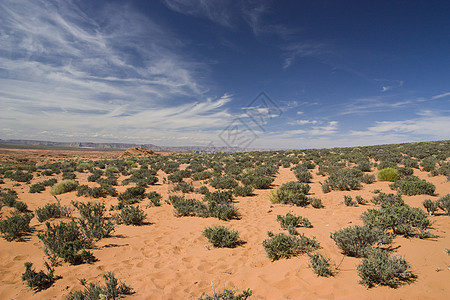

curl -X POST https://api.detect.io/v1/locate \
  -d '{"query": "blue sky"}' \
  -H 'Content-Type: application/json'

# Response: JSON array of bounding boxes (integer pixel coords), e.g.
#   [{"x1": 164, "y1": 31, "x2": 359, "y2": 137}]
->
[{"x1": 1, "y1": 0, "x2": 449, "y2": 149}]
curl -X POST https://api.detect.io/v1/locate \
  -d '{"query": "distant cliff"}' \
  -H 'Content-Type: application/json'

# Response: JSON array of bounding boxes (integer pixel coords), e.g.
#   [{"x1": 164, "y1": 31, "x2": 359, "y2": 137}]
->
[{"x1": 0, "y1": 139, "x2": 249, "y2": 153}]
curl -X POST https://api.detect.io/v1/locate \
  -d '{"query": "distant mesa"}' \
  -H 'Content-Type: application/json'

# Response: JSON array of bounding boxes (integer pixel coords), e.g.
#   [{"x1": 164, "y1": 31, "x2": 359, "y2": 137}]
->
[{"x1": 120, "y1": 147, "x2": 156, "y2": 158}]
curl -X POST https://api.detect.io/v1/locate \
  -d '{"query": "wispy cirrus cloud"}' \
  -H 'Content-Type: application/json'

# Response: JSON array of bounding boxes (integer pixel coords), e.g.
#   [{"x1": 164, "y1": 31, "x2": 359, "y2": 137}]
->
[
  {"x1": 431, "y1": 92, "x2": 450, "y2": 100},
  {"x1": 340, "y1": 97, "x2": 412, "y2": 115},
  {"x1": 0, "y1": 0, "x2": 233, "y2": 144}
]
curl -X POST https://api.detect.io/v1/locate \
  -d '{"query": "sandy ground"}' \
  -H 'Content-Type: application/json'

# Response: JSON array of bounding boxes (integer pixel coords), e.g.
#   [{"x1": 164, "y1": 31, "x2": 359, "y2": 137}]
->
[{"x1": 0, "y1": 148, "x2": 449, "y2": 299}]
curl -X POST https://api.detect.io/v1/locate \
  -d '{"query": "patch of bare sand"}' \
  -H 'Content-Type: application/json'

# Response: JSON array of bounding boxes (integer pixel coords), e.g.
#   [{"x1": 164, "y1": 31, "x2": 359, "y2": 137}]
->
[{"x1": 0, "y1": 159, "x2": 449, "y2": 299}]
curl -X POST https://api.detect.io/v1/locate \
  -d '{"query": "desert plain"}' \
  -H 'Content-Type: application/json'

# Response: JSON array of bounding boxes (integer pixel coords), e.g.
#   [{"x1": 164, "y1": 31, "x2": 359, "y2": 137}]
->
[{"x1": 0, "y1": 142, "x2": 449, "y2": 299}]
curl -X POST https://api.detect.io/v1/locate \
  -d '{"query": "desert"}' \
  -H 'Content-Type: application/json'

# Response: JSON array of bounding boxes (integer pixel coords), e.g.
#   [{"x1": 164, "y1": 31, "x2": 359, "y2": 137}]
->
[{"x1": 0, "y1": 141, "x2": 449, "y2": 299}]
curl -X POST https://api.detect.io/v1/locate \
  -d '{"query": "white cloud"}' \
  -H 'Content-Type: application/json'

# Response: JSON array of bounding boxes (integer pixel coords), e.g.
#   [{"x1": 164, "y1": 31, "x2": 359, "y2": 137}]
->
[
  {"x1": 289, "y1": 120, "x2": 318, "y2": 125},
  {"x1": 296, "y1": 111, "x2": 303, "y2": 115},
  {"x1": 0, "y1": 0, "x2": 235, "y2": 145},
  {"x1": 431, "y1": 92, "x2": 450, "y2": 100},
  {"x1": 350, "y1": 115, "x2": 450, "y2": 138},
  {"x1": 341, "y1": 97, "x2": 412, "y2": 115}
]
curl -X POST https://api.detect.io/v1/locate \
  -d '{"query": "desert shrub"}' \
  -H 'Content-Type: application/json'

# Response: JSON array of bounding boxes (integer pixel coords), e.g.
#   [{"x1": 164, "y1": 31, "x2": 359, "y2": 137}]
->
[
  {"x1": 202, "y1": 226, "x2": 239, "y2": 248},
  {"x1": 330, "y1": 225, "x2": 392, "y2": 258},
  {"x1": 322, "y1": 168, "x2": 362, "y2": 192},
  {"x1": 36, "y1": 203, "x2": 72, "y2": 222},
  {"x1": 371, "y1": 193, "x2": 404, "y2": 206},
  {"x1": 97, "y1": 176, "x2": 118, "y2": 186},
  {"x1": 118, "y1": 186, "x2": 146, "y2": 204},
  {"x1": 421, "y1": 157, "x2": 437, "y2": 172},
  {"x1": 207, "y1": 198, "x2": 239, "y2": 221},
  {"x1": 403, "y1": 158, "x2": 419, "y2": 169},
  {"x1": 89, "y1": 186, "x2": 108, "y2": 198},
  {"x1": 72, "y1": 201, "x2": 114, "y2": 240},
  {"x1": 122, "y1": 169, "x2": 158, "y2": 187},
  {"x1": 204, "y1": 190, "x2": 233, "y2": 203},
  {"x1": 356, "y1": 160, "x2": 372, "y2": 172},
  {"x1": 62, "y1": 172, "x2": 76, "y2": 180},
  {"x1": 361, "y1": 174, "x2": 376, "y2": 184},
  {"x1": 233, "y1": 185, "x2": 254, "y2": 197},
  {"x1": 76, "y1": 185, "x2": 90, "y2": 197},
  {"x1": 66, "y1": 272, "x2": 133, "y2": 300},
  {"x1": 41, "y1": 170, "x2": 54, "y2": 176},
  {"x1": 0, "y1": 213, "x2": 33, "y2": 241},
  {"x1": 437, "y1": 194, "x2": 450, "y2": 215},
  {"x1": 51, "y1": 180, "x2": 78, "y2": 195},
  {"x1": 29, "y1": 183, "x2": 46, "y2": 193},
  {"x1": 378, "y1": 161, "x2": 397, "y2": 170},
  {"x1": 0, "y1": 189, "x2": 18, "y2": 207},
  {"x1": 262, "y1": 233, "x2": 319, "y2": 261},
  {"x1": 250, "y1": 176, "x2": 274, "y2": 189},
  {"x1": 438, "y1": 162, "x2": 450, "y2": 176},
  {"x1": 308, "y1": 253, "x2": 334, "y2": 277},
  {"x1": 309, "y1": 197, "x2": 323, "y2": 208},
  {"x1": 37, "y1": 220, "x2": 94, "y2": 265},
  {"x1": 173, "y1": 181, "x2": 194, "y2": 193},
  {"x1": 9, "y1": 170, "x2": 33, "y2": 182},
  {"x1": 355, "y1": 195, "x2": 367, "y2": 205},
  {"x1": 277, "y1": 213, "x2": 311, "y2": 229},
  {"x1": 22, "y1": 261, "x2": 55, "y2": 292},
  {"x1": 209, "y1": 176, "x2": 238, "y2": 189},
  {"x1": 198, "y1": 288, "x2": 252, "y2": 300},
  {"x1": 169, "y1": 196, "x2": 208, "y2": 217},
  {"x1": 102, "y1": 184, "x2": 118, "y2": 197},
  {"x1": 361, "y1": 204, "x2": 432, "y2": 237},
  {"x1": 396, "y1": 167, "x2": 414, "y2": 178},
  {"x1": 292, "y1": 165, "x2": 313, "y2": 183},
  {"x1": 192, "y1": 171, "x2": 213, "y2": 181},
  {"x1": 270, "y1": 181, "x2": 310, "y2": 206},
  {"x1": 40, "y1": 178, "x2": 57, "y2": 187},
  {"x1": 422, "y1": 199, "x2": 438, "y2": 215},
  {"x1": 146, "y1": 191, "x2": 162, "y2": 206},
  {"x1": 196, "y1": 185, "x2": 210, "y2": 195},
  {"x1": 377, "y1": 168, "x2": 399, "y2": 182},
  {"x1": 344, "y1": 195, "x2": 357, "y2": 207},
  {"x1": 277, "y1": 213, "x2": 301, "y2": 229},
  {"x1": 14, "y1": 201, "x2": 28, "y2": 212},
  {"x1": 390, "y1": 176, "x2": 435, "y2": 196},
  {"x1": 357, "y1": 248, "x2": 413, "y2": 288},
  {"x1": 87, "y1": 173, "x2": 101, "y2": 182},
  {"x1": 116, "y1": 206, "x2": 146, "y2": 225}
]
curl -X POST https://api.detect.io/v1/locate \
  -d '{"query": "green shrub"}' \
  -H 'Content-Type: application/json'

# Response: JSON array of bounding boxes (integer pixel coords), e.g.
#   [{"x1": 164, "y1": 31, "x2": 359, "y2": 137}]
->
[
  {"x1": 421, "y1": 157, "x2": 437, "y2": 172},
  {"x1": 196, "y1": 185, "x2": 210, "y2": 195},
  {"x1": 355, "y1": 195, "x2": 367, "y2": 205},
  {"x1": 241, "y1": 175, "x2": 274, "y2": 189},
  {"x1": 147, "y1": 191, "x2": 162, "y2": 207},
  {"x1": 173, "y1": 181, "x2": 194, "y2": 193},
  {"x1": 330, "y1": 225, "x2": 392, "y2": 258},
  {"x1": 371, "y1": 193, "x2": 404, "y2": 206},
  {"x1": 262, "y1": 233, "x2": 319, "y2": 261},
  {"x1": 1, "y1": 189, "x2": 18, "y2": 207},
  {"x1": 202, "y1": 226, "x2": 239, "y2": 248},
  {"x1": 66, "y1": 272, "x2": 133, "y2": 300},
  {"x1": 437, "y1": 194, "x2": 450, "y2": 215},
  {"x1": 377, "y1": 168, "x2": 399, "y2": 182},
  {"x1": 204, "y1": 190, "x2": 233, "y2": 203},
  {"x1": 169, "y1": 196, "x2": 208, "y2": 217},
  {"x1": 72, "y1": 201, "x2": 115, "y2": 240},
  {"x1": 292, "y1": 165, "x2": 313, "y2": 183},
  {"x1": 22, "y1": 261, "x2": 55, "y2": 292},
  {"x1": 0, "y1": 213, "x2": 33, "y2": 241},
  {"x1": 233, "y1": 185, "x2": 254, "y2": 197},
  {"x1": 390, "y1": 176, "x2": 435, "y2": 196},
  {"x1": 396, "y1": 167, "x2": 414, "y2": 178},
  {"x1": 36, "y1": 203, "x2": 72, "y2": 222},
  {"x1": 270, "y1": 181, "x2": 310, "y2": 206},
  {"x1": 9, "y1": 170, "x2": 33, "y2": 182},
  {"x1": 62, "y1": 172, "x2": 76, "y2": 180},
  {"x1": 310, "y1": 197, "x2": 323, "y2": 208},
  {"x1": 209, "y1": 176, "x2": 238, "y2": 189},
  {"x1": 51, "y1": 180, "x2": 78, "y2": 195},
  {"x1": 277, "y1": 213, "x2": 312, "y2": 229},
  {"x1": 116, "y1": 206, "x2": 147, "y2": 225},
  {"x1": 322, "y1": 168, "x2": 363, "y2": 192},
  {"x1": 29, "y1": 183, "x2": 46, "y2": 193},
  {"x1": 277, "y1": 213, "x2": 301, "y2": 229},
  {"x1": 361, "y1": 174, "x2": 376, "y2": 184},
  {"x1": 37, "y1": 220, "x2": 94, "y2": 265},
  {"x1": 403, "y1": 158, "x2": 419, "y2": 169},
  {"x1": 308, "y1": 253, "x2": 334, "y2": 277},
  {"x1": 198, "y1": 288, "x2": 252, "y2": 300},
  {"x1": 207, "y1": 199, "x2": 239, "y2": 221},
  {"x1": 14, "y1": 201, "x2": 28, "y2": 212},
  {"x1": 361, "y1": 204, "x2": 432, "y2": 237},
  {"x1": 357, "y1": 248, "x2": 413, "y2": 288},
  {"x1": 344, "y1": 195, "x2": 357, "y2": 206},
  {"x1": 118, "y1": 186, "x2": 146, "y2": 204},
  {"x1": 422, "y1": 199, "x2": 438, "y2": 215}
]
